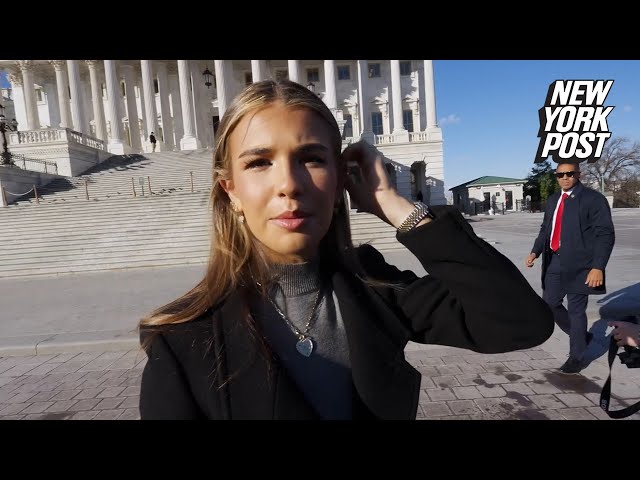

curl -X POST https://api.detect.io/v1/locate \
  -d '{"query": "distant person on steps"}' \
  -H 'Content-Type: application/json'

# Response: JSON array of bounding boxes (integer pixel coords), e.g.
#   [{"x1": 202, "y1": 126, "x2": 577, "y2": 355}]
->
[{"x1": 149, "y1": 132, "x2": 157, "y2": 152}]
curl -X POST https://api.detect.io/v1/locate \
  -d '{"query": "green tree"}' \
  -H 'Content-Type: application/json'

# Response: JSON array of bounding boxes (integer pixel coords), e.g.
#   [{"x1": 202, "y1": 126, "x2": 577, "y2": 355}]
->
[
  {"x1": 539, "y1": 170, "x2": 560, "y2": 201},
  {"x1": 525, "y1": 160, "x2": 559, "y2": 202}
]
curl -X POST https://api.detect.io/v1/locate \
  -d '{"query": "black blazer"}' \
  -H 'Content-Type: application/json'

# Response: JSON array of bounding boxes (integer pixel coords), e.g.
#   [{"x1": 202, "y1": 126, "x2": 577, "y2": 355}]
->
[
  {"x1": 140, "y1": 206, "x2": 554, "y2": 420},
  {"x1": 531, "y1": 182, "x2": 615, "y2": 294}
]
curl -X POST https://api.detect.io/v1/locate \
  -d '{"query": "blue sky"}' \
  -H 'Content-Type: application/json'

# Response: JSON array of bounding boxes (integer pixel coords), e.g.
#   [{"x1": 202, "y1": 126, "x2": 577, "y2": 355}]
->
[
  {"x1": 434, "y1": 60, "x2": 639, "y2": 190},
  {"x1": 3, "y1": 60, "x2": 637, "y2": 192}
]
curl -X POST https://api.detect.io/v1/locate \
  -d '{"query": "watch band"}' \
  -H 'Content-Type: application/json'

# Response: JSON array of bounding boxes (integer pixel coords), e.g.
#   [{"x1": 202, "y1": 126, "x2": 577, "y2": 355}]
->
[{"x1": 397, "y1": 202, "x2": 434, "y2": 233}]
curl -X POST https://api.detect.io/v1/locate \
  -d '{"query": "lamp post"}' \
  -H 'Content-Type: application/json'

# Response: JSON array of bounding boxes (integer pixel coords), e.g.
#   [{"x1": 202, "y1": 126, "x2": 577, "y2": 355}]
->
[
  {"x1": 0, "y1": 103, "x2": 19, "y2": 166},
  {"x1": 202, "y1": 66, "x2": 213, "y2": 89},
  {"x1": 306, "y1": 81, "x2": 315, "y2": 94}
]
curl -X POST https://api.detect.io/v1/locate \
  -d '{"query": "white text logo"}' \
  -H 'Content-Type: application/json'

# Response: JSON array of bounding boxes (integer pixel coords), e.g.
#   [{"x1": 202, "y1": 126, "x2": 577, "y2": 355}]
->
[{"x1": 535, "y1": 80, "x2": 614, "y2": 164}]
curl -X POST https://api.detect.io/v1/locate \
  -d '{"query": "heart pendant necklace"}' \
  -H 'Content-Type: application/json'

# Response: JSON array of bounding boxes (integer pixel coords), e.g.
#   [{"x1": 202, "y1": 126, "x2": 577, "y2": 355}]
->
[
  {"x1": 295, "y1": 336, "x2": 314, "y2": 357},
  {"x1": 264, "y1": 282, "x2": 323, "y2": 358}
]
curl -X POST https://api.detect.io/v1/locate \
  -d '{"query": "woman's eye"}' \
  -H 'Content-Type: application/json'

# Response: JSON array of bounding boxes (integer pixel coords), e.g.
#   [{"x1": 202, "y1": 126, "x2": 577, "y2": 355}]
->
[
  {"x1": 246, "y1": 159, "x2": 271, "y2": 169},
  {"x1": 304, "y1": 156, "x2": 326, "y2": 165}
]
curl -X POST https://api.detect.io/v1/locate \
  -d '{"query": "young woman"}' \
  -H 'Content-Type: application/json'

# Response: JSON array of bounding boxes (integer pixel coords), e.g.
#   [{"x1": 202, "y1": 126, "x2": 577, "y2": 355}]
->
[{"x1": 139, "y1": 79, "x2": 554, "y2": 420}]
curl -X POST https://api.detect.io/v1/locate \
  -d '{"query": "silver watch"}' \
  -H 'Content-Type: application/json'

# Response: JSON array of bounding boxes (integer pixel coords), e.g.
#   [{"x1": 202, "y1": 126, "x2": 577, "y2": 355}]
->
[{"x1": 397, "y1": 202, "x2": 434, "y2": 233}]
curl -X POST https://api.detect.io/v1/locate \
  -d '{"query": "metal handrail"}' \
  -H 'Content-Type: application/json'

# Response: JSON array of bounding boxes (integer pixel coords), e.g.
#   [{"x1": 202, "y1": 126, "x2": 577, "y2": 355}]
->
[
  {"x1": 2, "y1": 169, "x2": 210, "y2": 207},
  {"x1": 1, "y1": 152, "x2": 58, "y2": 175}
]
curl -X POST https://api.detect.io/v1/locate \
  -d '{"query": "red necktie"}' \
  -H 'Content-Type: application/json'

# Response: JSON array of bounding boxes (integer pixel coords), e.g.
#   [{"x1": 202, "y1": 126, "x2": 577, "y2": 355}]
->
[{"x1": 551, "y1": 192, "x2": 568, "y2": 251}]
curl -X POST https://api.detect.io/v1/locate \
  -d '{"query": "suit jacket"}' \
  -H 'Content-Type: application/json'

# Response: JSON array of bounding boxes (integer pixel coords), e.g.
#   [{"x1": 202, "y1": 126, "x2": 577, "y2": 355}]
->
[
  {"x1": 140, "y1": 206, "x2": 554, "y2": 420},
  {"x1": 531, "y1": 181, "x2": 615, "y2": 295}
]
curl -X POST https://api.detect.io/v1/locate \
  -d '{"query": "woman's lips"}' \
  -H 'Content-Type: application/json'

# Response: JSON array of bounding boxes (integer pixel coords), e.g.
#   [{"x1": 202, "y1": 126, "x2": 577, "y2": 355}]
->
[{"x1": 270, "y1": 217, "x2": 309, "y2": 230}]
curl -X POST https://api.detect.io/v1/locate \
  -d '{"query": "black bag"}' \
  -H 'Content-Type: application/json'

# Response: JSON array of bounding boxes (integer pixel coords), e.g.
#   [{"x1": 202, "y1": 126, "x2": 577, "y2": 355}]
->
[{"x1": 599, "y1": 336, "x2": 640, "y2": 419}]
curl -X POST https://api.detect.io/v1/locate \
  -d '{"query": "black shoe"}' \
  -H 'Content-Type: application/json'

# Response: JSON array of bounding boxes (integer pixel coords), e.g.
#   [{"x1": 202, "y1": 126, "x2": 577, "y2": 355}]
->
[{"x1": 559, "y1": 356, "x2": 584, "y2": 375}]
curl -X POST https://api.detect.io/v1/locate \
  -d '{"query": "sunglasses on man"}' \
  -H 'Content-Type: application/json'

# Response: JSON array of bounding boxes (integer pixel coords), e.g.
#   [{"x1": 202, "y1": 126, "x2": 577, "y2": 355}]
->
[{"x1": 555, "y1": 171, "x2": 578, "y2": 178}]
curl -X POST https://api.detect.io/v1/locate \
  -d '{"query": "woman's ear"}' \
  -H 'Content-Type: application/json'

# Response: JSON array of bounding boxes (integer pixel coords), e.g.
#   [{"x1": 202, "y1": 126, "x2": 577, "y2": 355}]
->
[
  {"x1": 220, "y1": 179, "x2": 242, "y2": 210},
  {"x1": 219, "y1": 178, "x2": 231, "y2": 194}
]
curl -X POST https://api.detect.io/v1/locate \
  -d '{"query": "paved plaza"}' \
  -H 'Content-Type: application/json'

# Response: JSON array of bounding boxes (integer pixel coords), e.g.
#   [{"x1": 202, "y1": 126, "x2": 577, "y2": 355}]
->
[{"x1": 1, "y1": 209, "x2": 639, "y2": 420}]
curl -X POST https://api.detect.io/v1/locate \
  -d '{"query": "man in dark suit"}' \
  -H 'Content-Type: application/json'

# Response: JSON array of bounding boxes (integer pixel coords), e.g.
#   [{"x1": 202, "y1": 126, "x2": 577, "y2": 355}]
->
[
  {"x1": 149, "y1": 132, "x2": 157, "y2": 152},
  {"x1": 525, "y1": 161, "x2": 615, "y2": 374}
]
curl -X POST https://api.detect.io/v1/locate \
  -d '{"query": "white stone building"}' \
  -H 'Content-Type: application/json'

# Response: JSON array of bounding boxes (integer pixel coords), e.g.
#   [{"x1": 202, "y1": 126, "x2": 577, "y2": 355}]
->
[
  {"x1": 450, "y1": 176, "x2": 526, "y2": 214},
  {"x1": 0, "y1": 60, "x2": 444, "y2": 204}
]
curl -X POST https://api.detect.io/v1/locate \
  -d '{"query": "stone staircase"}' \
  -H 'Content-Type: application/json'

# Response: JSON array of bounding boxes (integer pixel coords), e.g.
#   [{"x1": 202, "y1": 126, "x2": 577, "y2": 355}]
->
[
  {"x1": 9, "y1": 150, "x2": 213, "y2": 206},
  {"x1": 349, "y1": 211, "x2": 405, "y2": 252},
  {"x1": 0, "y1": 150, "x2": 402, "y2": 278}
]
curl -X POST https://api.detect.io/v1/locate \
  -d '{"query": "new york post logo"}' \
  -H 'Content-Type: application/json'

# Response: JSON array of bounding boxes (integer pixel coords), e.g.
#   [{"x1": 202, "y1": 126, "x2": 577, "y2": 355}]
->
[{"x1": 535, "y1": 80, "x2": 614, "y2": 164}]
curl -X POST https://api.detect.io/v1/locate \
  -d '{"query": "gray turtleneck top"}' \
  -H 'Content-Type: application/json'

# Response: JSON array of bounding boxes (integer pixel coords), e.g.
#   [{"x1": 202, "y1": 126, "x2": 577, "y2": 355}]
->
[{"x1": 254, "y1": 260, "x2": 353, "y2": 420}]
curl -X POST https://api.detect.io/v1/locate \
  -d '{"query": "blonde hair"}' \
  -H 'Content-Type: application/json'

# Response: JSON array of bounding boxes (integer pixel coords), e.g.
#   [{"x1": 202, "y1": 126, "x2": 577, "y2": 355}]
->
[{"x1": 139, "y1": 80, "x2": 365, "y2": 339}]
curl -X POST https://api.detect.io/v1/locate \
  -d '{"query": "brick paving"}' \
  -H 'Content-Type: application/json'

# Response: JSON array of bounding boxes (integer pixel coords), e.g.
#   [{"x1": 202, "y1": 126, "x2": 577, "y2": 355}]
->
[
  {"x1": 2, "y1": 332, "x2": 640, "y2": 420},
  {"x1": 0, "y1": 350, "x2": 145, "y2": 420}
]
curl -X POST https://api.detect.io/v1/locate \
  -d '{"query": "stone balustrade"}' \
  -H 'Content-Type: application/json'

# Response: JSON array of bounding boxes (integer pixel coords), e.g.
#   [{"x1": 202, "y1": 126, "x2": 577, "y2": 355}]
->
[{"x1": 9, "y1": 128, "x2": 106, "y2": 151}]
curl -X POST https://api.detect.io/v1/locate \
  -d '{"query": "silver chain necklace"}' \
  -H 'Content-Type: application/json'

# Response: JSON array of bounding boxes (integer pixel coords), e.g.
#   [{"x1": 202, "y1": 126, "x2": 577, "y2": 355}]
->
[{"x1": 263, "y1": 283, "x2": 324, "y2": 357}]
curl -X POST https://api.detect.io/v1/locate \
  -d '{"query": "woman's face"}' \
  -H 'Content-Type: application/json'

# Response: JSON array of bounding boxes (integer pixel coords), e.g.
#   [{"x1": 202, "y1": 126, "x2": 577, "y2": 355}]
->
[{"x1": 222, "y1": 102, "x2": 341, "y2": 264}]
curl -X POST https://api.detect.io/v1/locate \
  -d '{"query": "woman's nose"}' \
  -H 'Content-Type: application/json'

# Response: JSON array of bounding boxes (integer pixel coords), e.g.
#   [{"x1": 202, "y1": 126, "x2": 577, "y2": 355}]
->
[{"x1": 276, "y1": 161, "x2": 304, "y2": 197}]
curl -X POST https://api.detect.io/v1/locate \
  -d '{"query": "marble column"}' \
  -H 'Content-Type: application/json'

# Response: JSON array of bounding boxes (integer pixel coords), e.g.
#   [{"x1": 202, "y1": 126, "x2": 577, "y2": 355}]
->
[
  {"x1": 190, "y1": 60, "x2": 208, "y2": 148},
  {"x1": 66, "y1": 60, "x2": 87, "y2": 133},
  {"x1": 85, "y1": 60, "x2": 107, "y2": 141},
  {"x1": 43, "y1": 77, "x2": 61, "y2": 130},
  {"x1": 196, "y1": 68, "x2": 213, "y2": 148},
  {"x1": 80, "y1": 75, "x2": 94, "y2": 137},
  {"x1": 156, "y1": 62, "x2": 175, "y2": 151},
  {"x1": 168, "y1": 68, "x2": 184, "y2": 149},
  {"x1": 121, "y1": 64, "x2": 143, "y2": 152},
  {"x1": 323, "y1": 60, "x2": 337, "y2": 110},
  {"x1": 214, "y1": 60, "x2": 231, "y2": 118},
  {"x1": 17, "y1": 61, "x2": 40, "y2": 130},
  {"x1": 287, "y1": 60, "x2": 301, "y2": 84},
  {"x1": 49, "y1": 61, "x2": 72, "y2": 128},
  {"x1": 423, "y1": 60, "x2": 438, "y2": 130},
  {"x1": 357, "y1": 60, "x2": 374, "y2": 143},
  {"x1": 140, "y1": 60, "x2": 161, "y2": 152},
  {"x1": 390, "y1": 60, "x2": 409, "y2": 141},
  {"x1": 103, "y1": 60, "x2": 125, "y2": 154},
  {"x1": 137, "y1": 74, "x2": 147, "y2": 142},
  {"x1": 177, "y1": 59, "x2": 199, "y2": 150},
  {"x1": 6, "y1": 70, "x2": 25, "y2": 130},
  {"x1": 251, "y1": 60, "x2": 264, "y2": 82}
]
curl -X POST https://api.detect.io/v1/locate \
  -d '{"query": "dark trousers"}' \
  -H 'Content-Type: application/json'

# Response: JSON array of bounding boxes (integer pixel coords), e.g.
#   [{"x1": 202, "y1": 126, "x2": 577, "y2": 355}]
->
[{"x1": 542, "y1": 253, "x2": 589, "y2": 359}]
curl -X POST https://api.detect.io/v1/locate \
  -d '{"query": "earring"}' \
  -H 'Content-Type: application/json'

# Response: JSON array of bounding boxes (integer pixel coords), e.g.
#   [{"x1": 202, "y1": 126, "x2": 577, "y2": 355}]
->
[{"x1": 230, "y1": 201, "x2": 245, "y2": 223}]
